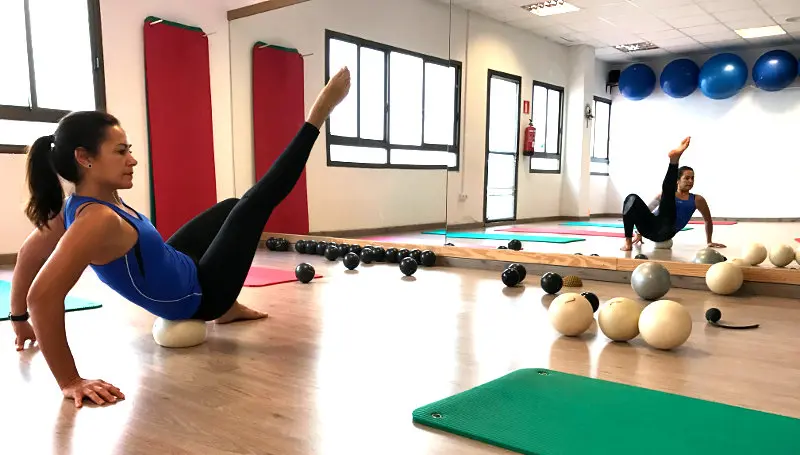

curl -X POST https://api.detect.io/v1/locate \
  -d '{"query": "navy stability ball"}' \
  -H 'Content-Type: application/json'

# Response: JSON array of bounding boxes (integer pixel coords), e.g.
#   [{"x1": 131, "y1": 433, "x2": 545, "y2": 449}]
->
[
  {"x1": 660, "y1": 58, "x2": 700, "y2": 98},
  {"x1": 699, "y1": 53, "x2": 748, "y2": 100},
  {"x1": 619, "y1": 63, "x2": 656, "y2": 100},
  {"x1": 752, "y1": 49, "x2": 798, "y2": 92}
]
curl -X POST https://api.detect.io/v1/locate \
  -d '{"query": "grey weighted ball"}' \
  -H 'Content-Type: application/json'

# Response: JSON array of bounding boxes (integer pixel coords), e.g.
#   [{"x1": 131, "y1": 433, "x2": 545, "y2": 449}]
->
[
  {"x1": 631, "y1": 262, "x2": 671, "y2": 301},
  {"x1": 693, "y1": 247, "x2": 725, "y2": 265}
]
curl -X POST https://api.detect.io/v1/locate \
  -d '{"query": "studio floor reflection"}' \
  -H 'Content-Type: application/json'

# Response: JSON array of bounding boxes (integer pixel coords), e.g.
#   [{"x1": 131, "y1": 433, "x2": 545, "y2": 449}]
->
[
  {"x1": 360, "y1": 217, "x2": 799, "y2": 267},
  {"x1": 2, "y1": 249, "x2": 799, "y2": 454}
]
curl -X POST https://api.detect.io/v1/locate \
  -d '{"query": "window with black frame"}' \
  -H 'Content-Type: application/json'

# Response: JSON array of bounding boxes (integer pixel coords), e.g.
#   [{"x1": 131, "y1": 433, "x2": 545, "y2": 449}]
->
[
  {"x1": 528, "y1": 81, "x2": 564, "y2": 173},
  {"x1": 325, "y1": 30, "x2": 461, "y2": 170},
  {"x1": 590, "y1": 97, "x2": 611, "y2": 175},
  {"x1": 0, "y1": 0, "x2": 105, "y2": 154}
]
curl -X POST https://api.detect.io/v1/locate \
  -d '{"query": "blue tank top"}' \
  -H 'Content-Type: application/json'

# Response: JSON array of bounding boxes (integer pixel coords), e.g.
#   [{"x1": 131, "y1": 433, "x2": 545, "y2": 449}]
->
[
  {"x1": 674, "y1": 194, "x2": 696, "y2": 231},
  {"x1": 63, "y1": 194, "x2": 203, "y2": 320}
]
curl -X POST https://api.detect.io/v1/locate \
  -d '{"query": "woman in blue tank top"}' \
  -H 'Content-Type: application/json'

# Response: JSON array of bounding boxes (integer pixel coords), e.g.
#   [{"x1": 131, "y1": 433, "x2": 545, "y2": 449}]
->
[
  {"x1": 8, "y1": 68, "x2": 351, "y2": 407},
  {"x1": 620, "y1": 137, "x2": 726, "y2": 251}
]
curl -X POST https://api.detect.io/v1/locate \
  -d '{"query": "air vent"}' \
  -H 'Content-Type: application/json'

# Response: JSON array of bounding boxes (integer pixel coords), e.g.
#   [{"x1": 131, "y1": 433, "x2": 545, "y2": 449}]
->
[{"x1": 613, "y1": 41, "x2": 659, "y2": 53}]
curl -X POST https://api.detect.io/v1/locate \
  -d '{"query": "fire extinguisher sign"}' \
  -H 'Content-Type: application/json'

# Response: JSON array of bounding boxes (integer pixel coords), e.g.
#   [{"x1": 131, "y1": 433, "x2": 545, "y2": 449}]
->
[{"x1": 523, "y1": 100, "x2": 530, "y2": 115}]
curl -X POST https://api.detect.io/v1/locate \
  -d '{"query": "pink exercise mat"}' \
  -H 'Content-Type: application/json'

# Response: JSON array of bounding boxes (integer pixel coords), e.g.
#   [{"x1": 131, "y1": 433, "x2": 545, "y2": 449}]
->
[
  {"x1": 496, "y1": 227, "x2": 625, "y2": 238},
  {"x1": 243, "y1": 266, "x2": 322, "y2": 287}
]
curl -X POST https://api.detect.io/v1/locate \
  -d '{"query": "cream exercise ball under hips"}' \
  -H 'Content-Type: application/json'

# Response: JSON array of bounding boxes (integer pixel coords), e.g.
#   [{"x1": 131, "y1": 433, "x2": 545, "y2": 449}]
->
[
  {"x1": 597, "y1": 297, "x2": 644, "y2": 342},
  {"x1": 152, "y1": 318, "x2": 208, "y2": 348},
  {"x1": 705, "y1": 262, "x2": 744, "y2": 295},
  {"x1": 638, "y1": 300, "x2": 692, "y2": 350},
  {"x1": 654, "y1": 239, "x2": 673, "y2": 249},
  {"x1": 742, "y1": 243, "x2": 767, "y2": 266},
  {"x1": 769, "y1": 244, "x2": 795, "y2": 268},
  {"x1": 548, "y1": 293, "x2": 594, "y2": 337}
]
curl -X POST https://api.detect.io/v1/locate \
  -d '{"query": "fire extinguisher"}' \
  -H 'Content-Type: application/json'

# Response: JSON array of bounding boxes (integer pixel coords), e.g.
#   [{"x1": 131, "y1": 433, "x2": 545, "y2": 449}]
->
[{"x1": 523, "y1": 120, "x2": 536, "y2": 156}]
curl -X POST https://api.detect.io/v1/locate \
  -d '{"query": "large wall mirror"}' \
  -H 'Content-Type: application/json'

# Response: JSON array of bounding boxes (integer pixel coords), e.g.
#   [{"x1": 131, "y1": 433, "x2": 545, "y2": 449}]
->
[{"x1": 228, "y1": 0, "x2": 456, "y2": 251}]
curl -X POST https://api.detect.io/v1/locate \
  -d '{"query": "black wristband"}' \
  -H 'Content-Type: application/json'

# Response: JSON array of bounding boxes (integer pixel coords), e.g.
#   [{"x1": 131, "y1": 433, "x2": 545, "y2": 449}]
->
[{"x1": 8, "y1": 312, "x2": 29, "y2": 322}]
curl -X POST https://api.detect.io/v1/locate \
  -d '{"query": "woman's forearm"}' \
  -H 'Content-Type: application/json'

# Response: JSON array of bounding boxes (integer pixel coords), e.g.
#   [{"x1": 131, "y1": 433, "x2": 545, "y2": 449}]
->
[
  {"x1": 10, "y1": 245, "x2": 47, "y2": 315},
  {"x1": 29, "y1": 294, "x2": 81, "y2": 389}
]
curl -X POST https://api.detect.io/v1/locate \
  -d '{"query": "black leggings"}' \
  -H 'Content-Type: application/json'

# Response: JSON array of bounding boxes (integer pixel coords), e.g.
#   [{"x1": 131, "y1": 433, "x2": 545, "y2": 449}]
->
[
  {"x1": 622, "y1": 162, "x2": 679, "y2": 242},
  {"x1": 166, "y1": 122, "x2": 319, "y2": 320}
]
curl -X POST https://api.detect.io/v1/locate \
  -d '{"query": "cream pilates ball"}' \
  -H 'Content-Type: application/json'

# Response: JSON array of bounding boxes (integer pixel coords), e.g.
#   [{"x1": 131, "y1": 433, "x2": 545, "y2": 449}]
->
[
  {"x1": 638, "y1": 300, "x2": 692, "y2": 350},
  {"x1": 152, "y1": 318, "x2": 208, "y2": 348},
  {"x1": 769, "y1": 244, "x2": 795, "y2": 268},
  {"x1": 796, "y1": 247, "x2": 800, "y2": 266},
  {"x1": 548, "y1": 293, "x2": 594, "y2": 337},
  {"x1": 726, "y1": 258, "x2": 747, "y2": 267},
  {"x1": 742, "y1": 243, "x2": 767, "y2": 266},
  {"x1": 705, "y1": 262, "x2": 744, "y2": 295},
  {"x1": 597, "y1": 297, "x2": 644, "y2": 342},
  {"x1": 654, "y1": 239, "x2": 673, "y2": 249}
]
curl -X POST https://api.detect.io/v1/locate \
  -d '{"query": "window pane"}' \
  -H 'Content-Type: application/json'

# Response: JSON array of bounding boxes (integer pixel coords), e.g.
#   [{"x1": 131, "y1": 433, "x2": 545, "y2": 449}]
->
[
  {"x1": 389, "y1": 52, "x2": 423, "y2": 146},
  {"x1": 0, "y1": 119, "x2": 57, "y2": 146},
  {"x1": 328, "y1": 39, "x2": 358, "y2": 137},
  {"x1": 590, "y1": 160, "x2": 609, "y2": 174},
  {"x1": 530, "y1": 156, "x2": 560, "y2": 171},
  {"x1": 359, "y1": 47, "x2": 384, "y2": 141},
  {"x1": 329, "y1": 144, "x2": 387, "y2": 164},
  {"x1": 29, "y1": 0, "x2": 95, "y2": 111},
  {"x1": 390, "y1": 149, "x2": 455, "y2": 167},
  {"x1": 545, "y1": 89, "x2": 560, "y2": 154},
  {"x1": 531, "y1": 85, "x2": 548, "y2": 154},
  {"x1": 592, "y1": 100, "x2": 610, "y2": 160},
  {"x1": 0, "y1": 0, "x2": 31, "y2": 107},
  {"x1": 486, "y1": 152, "x2": 516, "y2": 192},
  {"x1": 423, "y1": 63, "x2": 455, "y2": 146},
  {"x1": 488, "y1": 77, "x2": 519, "y2": 154}
]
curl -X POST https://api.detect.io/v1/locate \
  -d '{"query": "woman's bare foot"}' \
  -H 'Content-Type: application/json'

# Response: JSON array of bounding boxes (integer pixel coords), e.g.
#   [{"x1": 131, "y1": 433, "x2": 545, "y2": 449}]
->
[
  {"x1": 620, "y1": 239, "x2": 633, "y2": 251},
  {"x1": 621, "y1": 233, "x2": 643, "y2": 251},
  {"x1": 668, "y1": 136, "x2": 691, "y2": 163},
  {"x1": 307, "y1": 66, "x2": 352, "y2": 128},
  {"x1": 215, "y1": 301, "x2": 268, "y2": 324}
]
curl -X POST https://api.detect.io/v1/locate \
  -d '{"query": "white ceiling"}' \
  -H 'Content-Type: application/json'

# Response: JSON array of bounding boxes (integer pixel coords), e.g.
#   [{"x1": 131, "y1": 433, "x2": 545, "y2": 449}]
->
[{"x1": 441, "y1": 0, "x2": 800, "y2": 61}]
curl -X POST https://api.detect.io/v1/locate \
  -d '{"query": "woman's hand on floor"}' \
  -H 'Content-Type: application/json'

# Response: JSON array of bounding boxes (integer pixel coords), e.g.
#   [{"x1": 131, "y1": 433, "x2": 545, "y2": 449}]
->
[
  {"x1": 61, "y1": 377, "x2": 126, "y2": 408},
  {"x1": 12, "y1": 321, "x2": 37, "y2": 351}
]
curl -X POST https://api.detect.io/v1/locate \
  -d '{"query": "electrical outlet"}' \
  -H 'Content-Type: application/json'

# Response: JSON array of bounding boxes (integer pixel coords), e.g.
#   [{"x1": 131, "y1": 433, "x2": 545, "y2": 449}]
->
[{"x1": 459, "y1": 194, "x2": 468, "y2": 201}]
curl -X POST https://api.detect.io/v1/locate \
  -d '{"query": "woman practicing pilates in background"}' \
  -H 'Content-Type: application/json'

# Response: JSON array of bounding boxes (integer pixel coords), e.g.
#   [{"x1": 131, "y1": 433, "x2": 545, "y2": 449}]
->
[
  {"x1": 620, "y1": 136, "x2": 726, "y2": 251},
  {"x1": 9, "y1": 67, "x2": 351, "y2": 408}
]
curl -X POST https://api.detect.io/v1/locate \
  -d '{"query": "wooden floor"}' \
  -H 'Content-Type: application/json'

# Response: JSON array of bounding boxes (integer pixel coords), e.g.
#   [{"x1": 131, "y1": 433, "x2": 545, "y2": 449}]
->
[
  {"x1": 358, "y1": 218, "x2": 800, "y2": 268},
  {"x1": 2, "y1": 250, "x2": 800, "y2": 454}
]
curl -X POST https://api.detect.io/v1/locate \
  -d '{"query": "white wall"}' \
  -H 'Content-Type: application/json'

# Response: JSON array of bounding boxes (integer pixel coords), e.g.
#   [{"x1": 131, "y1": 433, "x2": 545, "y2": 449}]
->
[
  {"x1": 590, "y1": 58, "x2": 611, "y2": 215},
  {"x1": 229, "y1": 0, "x2": 453, "y2": 233},
  {"x1": 0, "y1": 0, "x2": 237, "y2": 254},
  {"x1": 606, "y1": 45, "x2": 800, "y2": 218}
]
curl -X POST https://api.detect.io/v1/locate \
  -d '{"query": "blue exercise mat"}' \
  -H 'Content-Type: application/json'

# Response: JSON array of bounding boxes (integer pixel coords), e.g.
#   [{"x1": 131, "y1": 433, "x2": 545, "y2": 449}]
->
[
  {"x1": 0, "y1": 280, "x2": 102, "y2": 321},
  {"x1": 560, "y1": 221, "x2": 692, "y2": 231},
  {"x1": 421, "y1": 230, "x2": 584, "y2": 244}
]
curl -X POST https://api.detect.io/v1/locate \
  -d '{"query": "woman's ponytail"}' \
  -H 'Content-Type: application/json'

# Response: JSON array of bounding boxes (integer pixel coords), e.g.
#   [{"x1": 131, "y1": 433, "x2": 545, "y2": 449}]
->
[{"x1": 24, "y1": 135, "x2": 64, "y2": 230}]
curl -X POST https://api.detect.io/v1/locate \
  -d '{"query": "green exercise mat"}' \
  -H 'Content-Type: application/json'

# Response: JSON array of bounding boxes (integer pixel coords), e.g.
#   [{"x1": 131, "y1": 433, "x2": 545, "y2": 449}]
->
[
  {"x1": 421, "y1": 230, "x2": 584, "y2": 244},
  {"x1": 560, "y1": 221, "x2": 692, "y2": 231},
  {"x1": 0, "y1": 280, "x2": 102, "y2": 321},
  {"x1": 413, "y1": 368, "x2": 800, "y2": 455}
]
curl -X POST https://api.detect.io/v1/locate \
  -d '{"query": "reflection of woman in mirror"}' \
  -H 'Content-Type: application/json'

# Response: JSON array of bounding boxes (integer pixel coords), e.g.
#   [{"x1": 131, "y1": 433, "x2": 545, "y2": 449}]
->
[
  {"x1": 620, "y1": 136, "x2": 726, "y2": 251},
  {"x1": 9, "y1": 67, "x2": 351, "y2": 408}
]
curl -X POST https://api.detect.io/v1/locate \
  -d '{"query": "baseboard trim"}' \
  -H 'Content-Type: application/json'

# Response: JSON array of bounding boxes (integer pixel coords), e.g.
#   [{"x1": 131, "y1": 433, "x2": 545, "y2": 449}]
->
[
  {"x1": 0, "y1": 254, "x2": 17, "y2": 266},
  {"x1": 591, "y1": 213, "x2": 800, "y2": 223}
]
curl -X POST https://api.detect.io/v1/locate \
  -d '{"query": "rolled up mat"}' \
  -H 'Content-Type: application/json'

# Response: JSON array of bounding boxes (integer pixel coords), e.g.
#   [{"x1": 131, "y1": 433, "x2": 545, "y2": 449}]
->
[
  {"x1": 496, "y1": 226, "x2": 626, "y2": 238},
  {"x1": 243, "y1": 266, "x2": 322, "y2": 287},
  {"x1": 143, "y1": 17, "x2": 218, "y2": 240},
  {"x1": 561, "y1": 221, "x2": 692, "y2": 231},
  {"x1": 421, "y1": 229, "x2": 584, "y2": 244},
  {"x1": 0, "y1": 281, "x2": 101, "y2": 321},
  {"x1": 413, "y1": 368, "x2": 800, "y2": 455},
  {"x1": 252, "y1": 43, "x2": 310, "y2": 235}
]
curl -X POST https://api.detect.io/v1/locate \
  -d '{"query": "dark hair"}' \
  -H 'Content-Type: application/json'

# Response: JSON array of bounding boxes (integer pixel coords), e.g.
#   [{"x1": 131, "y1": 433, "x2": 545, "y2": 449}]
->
[
  {"x1": 24, "y1": 111, "x2": 120, "y2": 229},
  {"x1": 678, "y1": 166, "x2": 693, "y2": 179}
]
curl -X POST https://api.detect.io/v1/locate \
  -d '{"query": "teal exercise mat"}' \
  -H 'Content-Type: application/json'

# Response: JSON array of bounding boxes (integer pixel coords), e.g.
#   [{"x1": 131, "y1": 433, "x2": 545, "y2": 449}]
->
[
  {"x1": 560, "y1": 221, "x2": 692, "y2": 231},
  {"x1": 421, "y1": 230, "x2": 584, "y2": 244},
  {"x1": 413, "y1": 368, "x2": 800, "y2": 455},
  {"x1": 0, "y1": 280, "x2": 102, "y2": 321}
]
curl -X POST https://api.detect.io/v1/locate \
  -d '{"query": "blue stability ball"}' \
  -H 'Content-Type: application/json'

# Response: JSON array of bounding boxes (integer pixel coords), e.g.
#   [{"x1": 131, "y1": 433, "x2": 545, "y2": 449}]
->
[
  {"x1": 699, "y1": 53, "x2": 748, "y2": 100},
  {"x1": 619, "y1": 63, "x2": 656, "y2": 100},
  {"x1": 660, "y1": 58, "x2": 700, "y2": 98},
  {"x1": 753, "y1": 49, "x2": 798, "y2": 92}
]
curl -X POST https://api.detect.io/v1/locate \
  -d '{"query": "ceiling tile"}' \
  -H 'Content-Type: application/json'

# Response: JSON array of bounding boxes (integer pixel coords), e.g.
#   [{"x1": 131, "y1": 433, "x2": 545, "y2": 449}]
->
[
  {"x1": 639, "y1": 29, "x2": 689, "y2": 41},
  {"x1": 650, "y1": 36, "x2": 699, "y2": 47},
  {"x1": 712, "y1": 9, "x2": 771, "y2": 23},
  {"x1": 630, "y1": 0, "x2": 695, "y2": 7},
  {"x1": 758, "y1": 1, "x2": 800, "y2": 17},
  {"x1": 696, "y1": 0, "x2": 759, "y2": 13},
  {"x1": 660, "y1": 43, "x2": 709, "y2": 53},
  {"x1": 778, "y1": 22, "x2": 800, "y2": 32},
  {"x1": 665, "y1": 14, "x2": 720, "y2": 28},
  {"x1": 655, "y1": 4, "x2": 707, "y2": 19},
  {"x1": 623, "y1": 18, "x2": 675, "y2": 34},
  {"x1": 693, "y1": 31, "x2": 743, "y2": 43},
  {"x1": 680, "y1": 23, "x2": 730, "y2": 36},
  {"x1": 724, "y1": 18, "x2": 779, "y2": 29}
]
